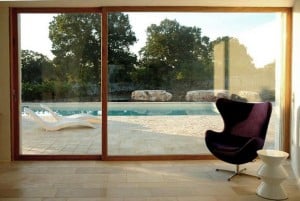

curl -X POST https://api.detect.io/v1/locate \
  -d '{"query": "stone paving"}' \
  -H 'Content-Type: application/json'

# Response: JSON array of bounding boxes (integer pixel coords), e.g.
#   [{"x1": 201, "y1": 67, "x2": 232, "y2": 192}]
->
[{"x1": 21, "y1": 114, "x2": 276, "y2": 155}]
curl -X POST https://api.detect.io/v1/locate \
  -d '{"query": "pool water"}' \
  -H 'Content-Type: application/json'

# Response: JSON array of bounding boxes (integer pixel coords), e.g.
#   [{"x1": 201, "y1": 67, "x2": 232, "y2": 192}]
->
[
  {"x1": 25, "y1": 102, "x2": 219, "y2": 116},
  {"x1": 57, "y1": 102, "x2": 218, "y2": 116}
]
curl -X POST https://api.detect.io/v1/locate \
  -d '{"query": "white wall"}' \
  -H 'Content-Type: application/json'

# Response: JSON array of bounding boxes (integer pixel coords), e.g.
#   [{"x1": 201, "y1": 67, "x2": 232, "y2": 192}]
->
[{"x1": 291, "y1": 1, "x2": 300, "y2": 184}]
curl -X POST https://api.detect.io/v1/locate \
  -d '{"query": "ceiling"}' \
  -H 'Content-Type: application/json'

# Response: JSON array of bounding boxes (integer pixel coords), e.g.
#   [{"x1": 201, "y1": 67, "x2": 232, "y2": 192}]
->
[{"x1": 0, "y1": 0, "x2": 296, "y2": 7}]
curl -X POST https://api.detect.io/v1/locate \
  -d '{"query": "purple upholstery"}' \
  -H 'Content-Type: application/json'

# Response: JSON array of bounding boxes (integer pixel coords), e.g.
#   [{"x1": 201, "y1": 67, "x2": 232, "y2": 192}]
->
[{"x1": 205, "y1": 98, "x2": 272, "y2": 165}]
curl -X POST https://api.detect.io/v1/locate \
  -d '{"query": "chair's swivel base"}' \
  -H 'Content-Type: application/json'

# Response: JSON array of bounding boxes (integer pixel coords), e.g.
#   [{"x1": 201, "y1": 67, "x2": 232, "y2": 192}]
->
[{"x1": 216, "y1": 166, "x2": 260, "y2": 181}]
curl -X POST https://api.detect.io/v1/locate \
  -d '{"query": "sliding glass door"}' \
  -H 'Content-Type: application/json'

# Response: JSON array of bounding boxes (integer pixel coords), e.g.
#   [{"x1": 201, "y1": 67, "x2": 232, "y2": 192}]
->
[
  {"x1": 11, "y1": 7, "x2": 290, "y2": 159},
  {"x1": 18, "y1": 11, "x2": 102, "y2": 156},
  {"x1": 107, "y1": 11, "x2": 286, "y2": 156}
]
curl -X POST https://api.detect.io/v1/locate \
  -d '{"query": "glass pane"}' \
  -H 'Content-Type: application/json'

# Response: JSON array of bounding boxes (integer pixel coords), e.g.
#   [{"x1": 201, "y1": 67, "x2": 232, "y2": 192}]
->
[
  {"x1": 20, "y1": 13, "x2": 102, "y2": 155},
  {"x1": 107, "y1": 12, "x2": 284, "y2": 155}
]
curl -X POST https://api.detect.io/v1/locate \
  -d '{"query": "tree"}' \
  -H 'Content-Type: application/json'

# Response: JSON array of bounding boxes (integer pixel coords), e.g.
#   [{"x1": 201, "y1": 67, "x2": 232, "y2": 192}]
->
[
  {"x1": 49, "y1": 13, "x2": 101, "y2": 84},
  {"x1": 135, "y1": 19, "x2": 213, "y2": 91},
  {"x1": 48, "y1": 13, "x2": 137, "y2": 85},
  {"x1": 108, "y1": 13, "x2": 137, "y2": 65},
  {"x1": 21, "y1": 50, "x2": 54, "y2": 84},
  {"x1": 21, "y1": 50, "x2": 55, "y2": 101},
  {"x1": 107, "y1": 13, "x2": 138, "y2": 83}
]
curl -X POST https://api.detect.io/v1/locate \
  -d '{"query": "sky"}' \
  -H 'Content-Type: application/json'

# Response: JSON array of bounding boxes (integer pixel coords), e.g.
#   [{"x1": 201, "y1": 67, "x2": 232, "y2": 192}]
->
[
  {"x1": 20, "y1": 12, "x2": 281, "y2": 68},
  {"x1": 20, "y1": 14, "x2": 56, "y2": 59}
]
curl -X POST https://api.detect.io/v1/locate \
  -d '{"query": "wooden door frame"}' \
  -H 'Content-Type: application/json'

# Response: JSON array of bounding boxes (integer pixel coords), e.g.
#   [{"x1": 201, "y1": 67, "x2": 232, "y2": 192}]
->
[{"x1": 10, "y1": 6, "x2": 292, "y2": 161}]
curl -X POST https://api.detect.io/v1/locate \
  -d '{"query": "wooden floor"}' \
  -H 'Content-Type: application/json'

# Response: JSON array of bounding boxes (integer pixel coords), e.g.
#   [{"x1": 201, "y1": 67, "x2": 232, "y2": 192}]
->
[{"x1": 0, "y1": 159, "x2": 299, "y2": 201}]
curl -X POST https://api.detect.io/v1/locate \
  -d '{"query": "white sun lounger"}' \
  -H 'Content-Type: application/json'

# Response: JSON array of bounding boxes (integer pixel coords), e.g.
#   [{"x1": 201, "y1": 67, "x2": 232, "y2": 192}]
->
[
  {"x1": 40, "y1": 104, "x2": 101, "y2": 122},
  {"x1": 24, "y1": 107, "x2": 96, "y2": 131}
]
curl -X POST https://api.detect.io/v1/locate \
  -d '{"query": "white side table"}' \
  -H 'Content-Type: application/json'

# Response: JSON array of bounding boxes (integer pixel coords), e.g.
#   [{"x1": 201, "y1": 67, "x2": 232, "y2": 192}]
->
[{"x1": 256, "y1": 149, "x2": 289, "y2": 200}]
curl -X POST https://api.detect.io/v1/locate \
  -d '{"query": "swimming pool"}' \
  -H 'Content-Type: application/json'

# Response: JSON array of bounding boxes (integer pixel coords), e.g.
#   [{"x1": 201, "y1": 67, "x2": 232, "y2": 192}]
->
[
  {"x1": 107, "y1": 102, "x2": 218, "y2": 116},
  {"x1": 23, "y1": 102, "x2": 219, "y2": 116}
]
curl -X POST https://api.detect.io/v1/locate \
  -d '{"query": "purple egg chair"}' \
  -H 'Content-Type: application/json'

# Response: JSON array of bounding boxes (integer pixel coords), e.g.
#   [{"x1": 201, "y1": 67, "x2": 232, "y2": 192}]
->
[{"x1": 205, "y1": 98, "x2": 272, "y2": 181}]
